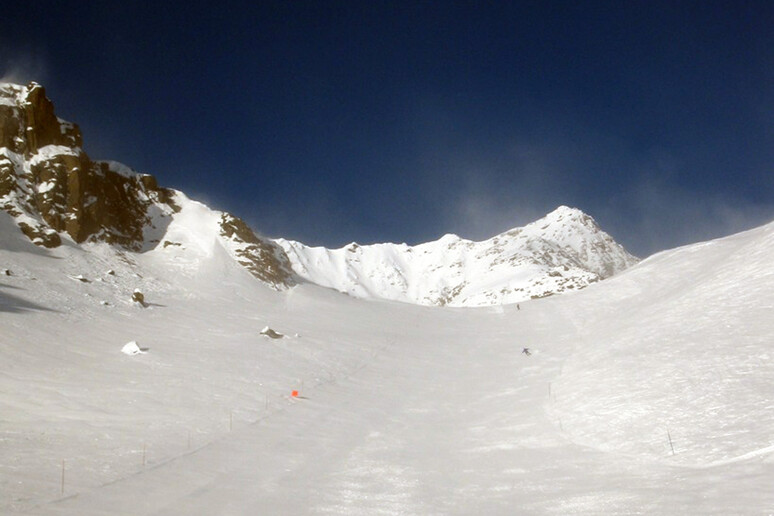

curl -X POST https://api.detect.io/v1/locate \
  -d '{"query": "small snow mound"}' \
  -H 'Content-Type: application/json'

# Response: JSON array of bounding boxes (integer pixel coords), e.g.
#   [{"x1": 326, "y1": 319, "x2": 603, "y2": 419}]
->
[
  {"x1": 260, "y1": 326, "x2": 284, "y2": 339},
  {"x1": 70, "y1": 274, "x2": 90, "y2": 283},
  {"x1": 121, "y1": 341, "x2": 147, "y2": 356}
]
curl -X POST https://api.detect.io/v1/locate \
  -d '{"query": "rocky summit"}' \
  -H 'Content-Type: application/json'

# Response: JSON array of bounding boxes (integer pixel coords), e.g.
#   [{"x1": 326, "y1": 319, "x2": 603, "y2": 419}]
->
[
  {"x1": 1, "y1": 82, "x2": 169, "y2": 249},
  {"x1": 0, "y1": 82, "x2": 294, "y2": 289}
]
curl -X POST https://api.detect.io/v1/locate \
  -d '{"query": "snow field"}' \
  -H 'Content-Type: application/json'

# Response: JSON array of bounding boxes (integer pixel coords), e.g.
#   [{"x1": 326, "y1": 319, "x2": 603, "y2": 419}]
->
[
  {"x1": 3, "y1": 211, "x2": 774, "y2": 514},
  {"x1": 0, "y1": 213, "x2": 389, "y2": 512},
  {"x1": 550, "y1": 221, "x2": 774, "y2": 467}
]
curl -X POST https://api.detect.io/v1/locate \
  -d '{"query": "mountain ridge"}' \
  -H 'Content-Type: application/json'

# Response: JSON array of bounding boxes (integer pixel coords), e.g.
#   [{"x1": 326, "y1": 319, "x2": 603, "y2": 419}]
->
[
  {"x1": 0, "y1": 81, "x2": 637, "y2": 305},
  {"x1": 277, "y1": 205, "x2": 638, "y2": 306},
  {"x1": 0, "y1": 81, "x2": 295, "y2": 289}
]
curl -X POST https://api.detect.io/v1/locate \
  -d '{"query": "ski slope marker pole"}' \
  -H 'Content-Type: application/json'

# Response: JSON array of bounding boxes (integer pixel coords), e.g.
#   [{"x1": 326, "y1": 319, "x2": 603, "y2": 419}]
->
[{"x1": 667, "y1": 428, "x2": 675, "y2": 456}]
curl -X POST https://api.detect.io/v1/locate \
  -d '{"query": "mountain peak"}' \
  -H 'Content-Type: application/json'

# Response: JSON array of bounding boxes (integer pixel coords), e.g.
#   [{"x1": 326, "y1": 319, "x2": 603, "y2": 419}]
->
[
  {"x1": 537, "y1": 205, "x2": 595, "y2": 226},
  {"x1": 1, "y1": 84, "x2": 635, "y2": 303},
  {"x1": 0, "y1": 81, "x2": 295, "y2": 289},
  {"x1": 0, "y1": 82, "x2": 173, "y2": 248},
  {"x1": 277, "y1": 206, "x2": 638, "y2": 307},
  {"x1": 548, "y1": 204, "x2": 583, "y2": 216}
]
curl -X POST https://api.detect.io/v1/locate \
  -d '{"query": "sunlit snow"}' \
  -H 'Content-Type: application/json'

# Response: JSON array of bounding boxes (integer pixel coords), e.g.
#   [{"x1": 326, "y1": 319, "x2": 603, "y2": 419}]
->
[{"x1": 2, "y1": 200, "x2": 773, "y2": 514}]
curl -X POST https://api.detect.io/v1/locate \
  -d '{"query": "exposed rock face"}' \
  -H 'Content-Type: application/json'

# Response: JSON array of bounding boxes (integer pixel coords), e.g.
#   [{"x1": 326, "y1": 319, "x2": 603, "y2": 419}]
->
[
  {"x1": 0, "y1": 82, "x2": 81, "y2": 153},
  {"x1": 219, "y1": 213, "x2": 295, "y2": 288},
  {"x1": 0, "y1": 82, "x2": 179, "y2": 250},
  {"x1": 0, "y1": 81, "x2": 296, "y2": 290}
]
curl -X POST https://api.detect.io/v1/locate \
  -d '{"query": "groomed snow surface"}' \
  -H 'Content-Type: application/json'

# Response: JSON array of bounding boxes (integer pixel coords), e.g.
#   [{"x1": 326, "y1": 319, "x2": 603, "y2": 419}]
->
[{"x1": 2, "y1": 208, "x2": 774, "y2": 515}]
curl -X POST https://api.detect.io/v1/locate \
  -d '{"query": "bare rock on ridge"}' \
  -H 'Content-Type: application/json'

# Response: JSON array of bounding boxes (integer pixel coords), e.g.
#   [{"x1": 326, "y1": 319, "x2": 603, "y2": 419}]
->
[
  {"x1": 0, "y1": 82, "x2": 180, "y2": 251},
  {"x1": 1, "y1": 81, "x2": 297, "y2": 291},
  {"x1": 219, "y1": 213, "x2": 295, "y2": 289}
]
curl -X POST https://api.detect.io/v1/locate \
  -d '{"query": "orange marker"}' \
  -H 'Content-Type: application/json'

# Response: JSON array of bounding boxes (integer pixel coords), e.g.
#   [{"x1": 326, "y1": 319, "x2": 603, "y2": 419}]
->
[{"x1": 291, "y1": 390, "x2": 299, "y2": 397}]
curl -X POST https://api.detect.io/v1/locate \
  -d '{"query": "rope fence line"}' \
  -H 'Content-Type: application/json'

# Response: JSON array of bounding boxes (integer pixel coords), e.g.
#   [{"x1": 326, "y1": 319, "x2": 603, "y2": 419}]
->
[{"x1": 45, "y1": 337, "x2": 394, "y2": 507}]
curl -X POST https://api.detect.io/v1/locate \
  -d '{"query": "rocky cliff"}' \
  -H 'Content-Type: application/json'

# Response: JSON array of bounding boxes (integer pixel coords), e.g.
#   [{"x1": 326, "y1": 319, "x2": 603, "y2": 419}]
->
[{"x1": 0, "y1": 82, "x2": 293, "y2": 289}]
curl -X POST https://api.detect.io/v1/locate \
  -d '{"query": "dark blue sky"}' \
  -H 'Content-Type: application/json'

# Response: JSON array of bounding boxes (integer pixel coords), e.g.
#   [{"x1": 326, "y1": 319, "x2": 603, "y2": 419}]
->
[{"x1": 3, "y1": 1, "x2": 773, "y2": 256}]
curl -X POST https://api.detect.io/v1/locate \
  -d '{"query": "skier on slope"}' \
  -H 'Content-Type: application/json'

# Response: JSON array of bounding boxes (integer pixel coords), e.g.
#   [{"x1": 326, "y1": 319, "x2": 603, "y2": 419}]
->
[{"x1": 522, "y1": 347, "x2": 531, "y2": 356}]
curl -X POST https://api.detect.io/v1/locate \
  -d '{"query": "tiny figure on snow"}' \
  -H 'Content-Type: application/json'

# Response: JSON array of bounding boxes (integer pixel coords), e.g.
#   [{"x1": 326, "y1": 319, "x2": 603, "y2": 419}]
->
[
  {"x1": 517, "y1": 304, "x2": 520, "y2": 310},
  {"x1": 522, "y1": 347, "x2": 531, "y2": 356}
]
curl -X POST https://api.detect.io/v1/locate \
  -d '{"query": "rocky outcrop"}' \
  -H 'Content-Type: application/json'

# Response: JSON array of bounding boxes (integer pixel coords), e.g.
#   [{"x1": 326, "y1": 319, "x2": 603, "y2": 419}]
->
[
  {"x1": 219, "y1": 213, "x2": 295, "y2": 289},
  {"x1": 0, "y1": 82, "x2": 179, "y2": 250},
  {"x1": 0, "y1": 81, "x2": 296, "y2": 290},
  {"x1": 0, "y1": 82, "x2": 81, "y2": 154}
]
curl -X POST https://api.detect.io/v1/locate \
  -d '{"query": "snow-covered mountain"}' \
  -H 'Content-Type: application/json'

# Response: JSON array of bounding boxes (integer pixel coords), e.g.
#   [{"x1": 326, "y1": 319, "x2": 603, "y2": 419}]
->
[
  {"x1": 3, "y1": 195, "x2": 774, "y2": 513},
  {"x1": 0, "y1": 82, "x2": 294, "y2": 289},
  {"x1": 277, "y1": 206, "x2": 638, "y2": 306},
  {"x1": 0, "y1": 81, "x2": 636, "y2": 306},
  {"x1": 3, "y1": 82, "x2": 774, "y2": 515}
]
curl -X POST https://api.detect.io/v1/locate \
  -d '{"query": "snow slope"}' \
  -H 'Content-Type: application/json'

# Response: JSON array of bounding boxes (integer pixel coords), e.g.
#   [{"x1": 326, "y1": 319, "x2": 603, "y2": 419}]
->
[
  {"x1": 550, "y1": 218, "x2": 774, "y2": 466},
  {"x1": 3, "y1": 208, "x2": 774, "y2": 514},
  {"x1": 277, "y1": 206, "x2": 638, "y2": 307}
]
